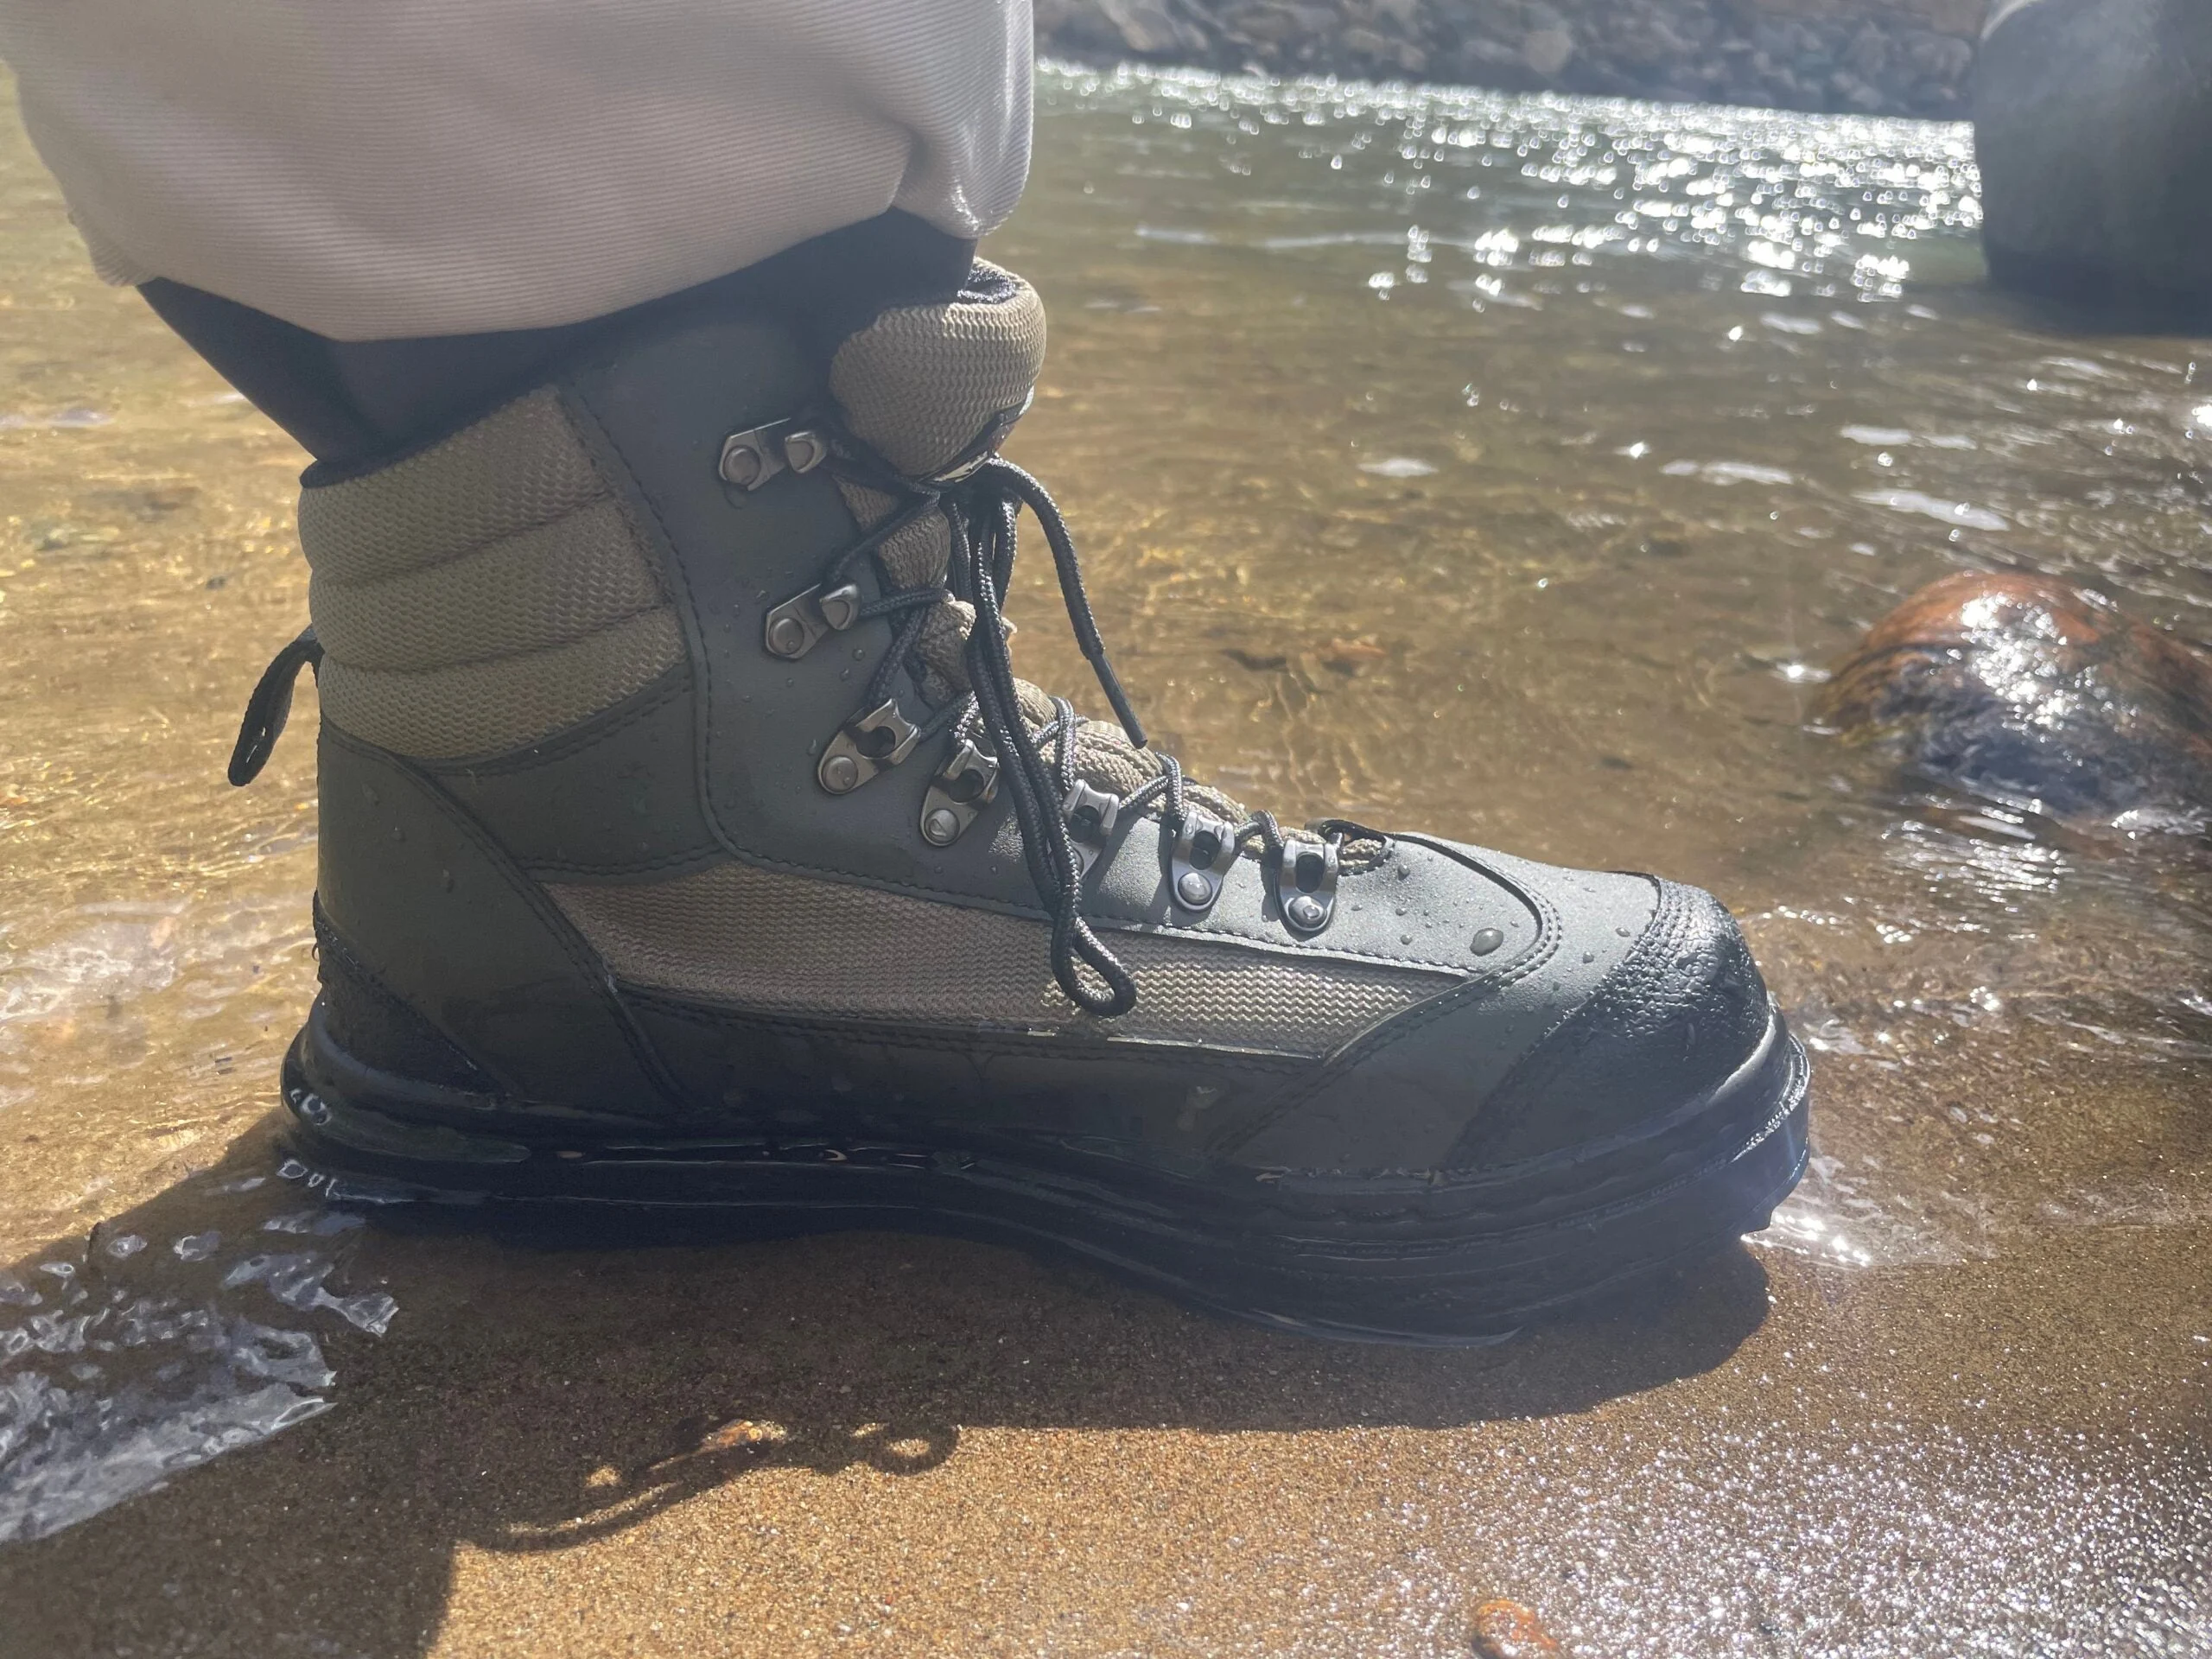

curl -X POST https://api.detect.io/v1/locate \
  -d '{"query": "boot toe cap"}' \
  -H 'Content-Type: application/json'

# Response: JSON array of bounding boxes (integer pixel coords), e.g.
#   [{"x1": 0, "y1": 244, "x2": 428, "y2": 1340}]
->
[
  {"x1": 1225, "y1": 860, "x2": 1779, "y2": 1177},
  {"x1": 1441, "y1": 878, "x2": 1775, "y2": 1170}
]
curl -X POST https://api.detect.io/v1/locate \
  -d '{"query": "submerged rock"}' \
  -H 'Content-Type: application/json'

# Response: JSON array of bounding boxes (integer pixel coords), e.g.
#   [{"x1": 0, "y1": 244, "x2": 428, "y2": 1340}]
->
[
  {"x1": 1470, "y1": 1597, "x2": 1564, "y2": 1658},
  {"x1": 1815, "y1": 571, "x2": 2212, "y2": 831},
  {"x1": 1974, "y1": 0, "x2": 2212, "y2": 319}
]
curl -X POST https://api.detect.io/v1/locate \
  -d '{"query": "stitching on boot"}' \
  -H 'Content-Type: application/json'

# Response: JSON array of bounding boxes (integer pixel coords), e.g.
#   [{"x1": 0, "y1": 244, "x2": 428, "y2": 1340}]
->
[
  {"x1": 420, "y1": 664, "x2": 694, "y2": 777},
  {"x1": 621, "y1": 987, "x2": 1314, "y2": 1073}
]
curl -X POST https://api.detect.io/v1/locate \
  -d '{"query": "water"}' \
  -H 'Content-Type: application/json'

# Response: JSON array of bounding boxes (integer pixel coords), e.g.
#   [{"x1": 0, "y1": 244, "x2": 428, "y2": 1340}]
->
[
  {"x1": 993, "y1": 66, "x2": 2212, "y2": 1274},
  {"x1": 2, "y1": 62, "x2": 2208, "y2": 1658},
  {"x1": 0, "y1": 1159, "x2": 391, "y2": 1546}
]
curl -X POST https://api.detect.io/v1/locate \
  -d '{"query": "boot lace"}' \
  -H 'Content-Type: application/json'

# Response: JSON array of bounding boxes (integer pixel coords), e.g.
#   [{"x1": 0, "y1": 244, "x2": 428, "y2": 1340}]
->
[{"x1": 805, "y1": 440, "x2": 1316, "y2": 1019}]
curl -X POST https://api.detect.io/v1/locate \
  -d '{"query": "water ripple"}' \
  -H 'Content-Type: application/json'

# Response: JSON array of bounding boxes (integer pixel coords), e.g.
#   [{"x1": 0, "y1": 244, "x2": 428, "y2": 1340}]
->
[{"x1": 0, "y1": 1160, "x2": 388, "y2": 1544}]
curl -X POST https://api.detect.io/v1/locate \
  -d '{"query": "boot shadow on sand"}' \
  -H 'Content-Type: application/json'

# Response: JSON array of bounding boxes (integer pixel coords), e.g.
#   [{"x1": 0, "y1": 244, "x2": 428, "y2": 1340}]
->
[{"x1": 1, "y1": 1122, "x2": 1770, "y2": 1657}]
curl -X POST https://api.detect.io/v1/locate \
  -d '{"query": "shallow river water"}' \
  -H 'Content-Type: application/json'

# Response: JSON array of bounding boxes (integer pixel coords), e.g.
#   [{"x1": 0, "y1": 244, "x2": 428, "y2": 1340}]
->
[{"x1": 3, "y1": 62, "x2": 2209, "y2": 1659}]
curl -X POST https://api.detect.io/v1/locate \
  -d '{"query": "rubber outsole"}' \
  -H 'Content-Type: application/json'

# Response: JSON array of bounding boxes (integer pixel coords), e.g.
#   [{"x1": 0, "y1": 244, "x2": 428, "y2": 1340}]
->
[{"x1": 278, "y1": 1005, "x2": 1812, "y2": 1346}]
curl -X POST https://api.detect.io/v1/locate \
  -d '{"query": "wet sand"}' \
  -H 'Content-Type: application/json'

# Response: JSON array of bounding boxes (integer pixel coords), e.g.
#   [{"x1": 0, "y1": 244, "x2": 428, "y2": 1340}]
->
[
  {"x1": 5, "y1": 1122, "x2": 2209, "y2": 1658},
  {"x1": 4, "y1": 66, "x2": 2210, "y2": 1656}
]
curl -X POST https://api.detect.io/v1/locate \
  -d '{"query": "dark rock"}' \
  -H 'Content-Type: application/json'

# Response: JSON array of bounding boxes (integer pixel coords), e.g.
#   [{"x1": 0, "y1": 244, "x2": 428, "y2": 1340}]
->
[
  {"x1": 1815, "y1": 571, "x2": 2212, "y2": 831},
  {"x1": 1974, "y1": 0, "x2": 2212, "y2": 321}
]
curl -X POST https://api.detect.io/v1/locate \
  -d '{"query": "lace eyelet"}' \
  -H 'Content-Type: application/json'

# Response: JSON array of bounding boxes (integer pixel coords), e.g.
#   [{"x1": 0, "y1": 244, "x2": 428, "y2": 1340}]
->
[
  {"x1": 818, "y1": 698, "x2": 922, "y2": 795},
  {"x1": 764, "y1": 581, "x2": 863, "y2": 659},
  {"x1": 1275, "y1": 833, "x2": 1342, "y2": 937},
  {"x1": 720, "y1": 419, "x2": 830, "y2": 491},
  {"x1": 772, "y1": 444, "x2": 1152, "y2": 1016},
  {"x1": 920, "y1": 738, "x2": 1001, "y2": 846},
  {"x1": 1062, "y1": 780, "x2": 1122, "y2": 880},
  {"x1": 1168, "y1": 810, "x2": 1239, "y2": 914}
]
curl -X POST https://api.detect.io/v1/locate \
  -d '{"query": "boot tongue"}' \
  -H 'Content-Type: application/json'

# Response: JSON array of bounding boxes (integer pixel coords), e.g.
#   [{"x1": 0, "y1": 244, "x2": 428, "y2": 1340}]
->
[
  {"x1": 822, "y1": 261, "x2": 1047, "y2": 703},
  {"x1": 820, "y1": 263, "x2": 1249, "y2": 827},
  {"x1": 828, "y1": 259, "x2": 1046, "y2": 479}
]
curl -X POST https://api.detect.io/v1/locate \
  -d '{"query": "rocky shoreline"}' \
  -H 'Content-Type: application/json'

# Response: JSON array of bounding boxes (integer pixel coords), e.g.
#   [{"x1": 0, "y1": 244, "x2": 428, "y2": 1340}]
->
[{"x1": 1038, "y1": 0, "x2": 1986, "y2": 119}]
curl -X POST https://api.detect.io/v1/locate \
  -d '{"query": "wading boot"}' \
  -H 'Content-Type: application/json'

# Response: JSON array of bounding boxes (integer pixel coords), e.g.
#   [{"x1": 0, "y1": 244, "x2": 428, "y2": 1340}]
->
[{"x1": 235, "y1": 261, "x2": 1809, "y2": 1342}]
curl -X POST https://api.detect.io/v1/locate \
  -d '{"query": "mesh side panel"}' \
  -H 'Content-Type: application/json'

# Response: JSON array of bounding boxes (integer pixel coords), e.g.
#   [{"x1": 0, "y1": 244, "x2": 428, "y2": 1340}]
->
[
  {"x1": 829, "y1": 259, "x2": 1046, "y2": 477},
  {"x1": 302, "y1": 388, "x2": 683, "y2": 760},
  {"x1": 300, "y1": 389, "x2": 606, "y2": 584},
  {"x1": 320, "y1": 608, "x2": 683, "y2": 760},
  {"x1": 309, "y1": 499, "x2": 665, "y2": 673},
  {"x1": 549, "y1": 861, "x2": 1452, "y2": 1056}
]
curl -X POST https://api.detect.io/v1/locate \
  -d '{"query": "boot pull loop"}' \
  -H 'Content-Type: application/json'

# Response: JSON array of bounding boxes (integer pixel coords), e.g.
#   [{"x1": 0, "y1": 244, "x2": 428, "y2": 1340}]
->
[{"x1": 228, "y1": 625, "x2": 323, "y2": 786}]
